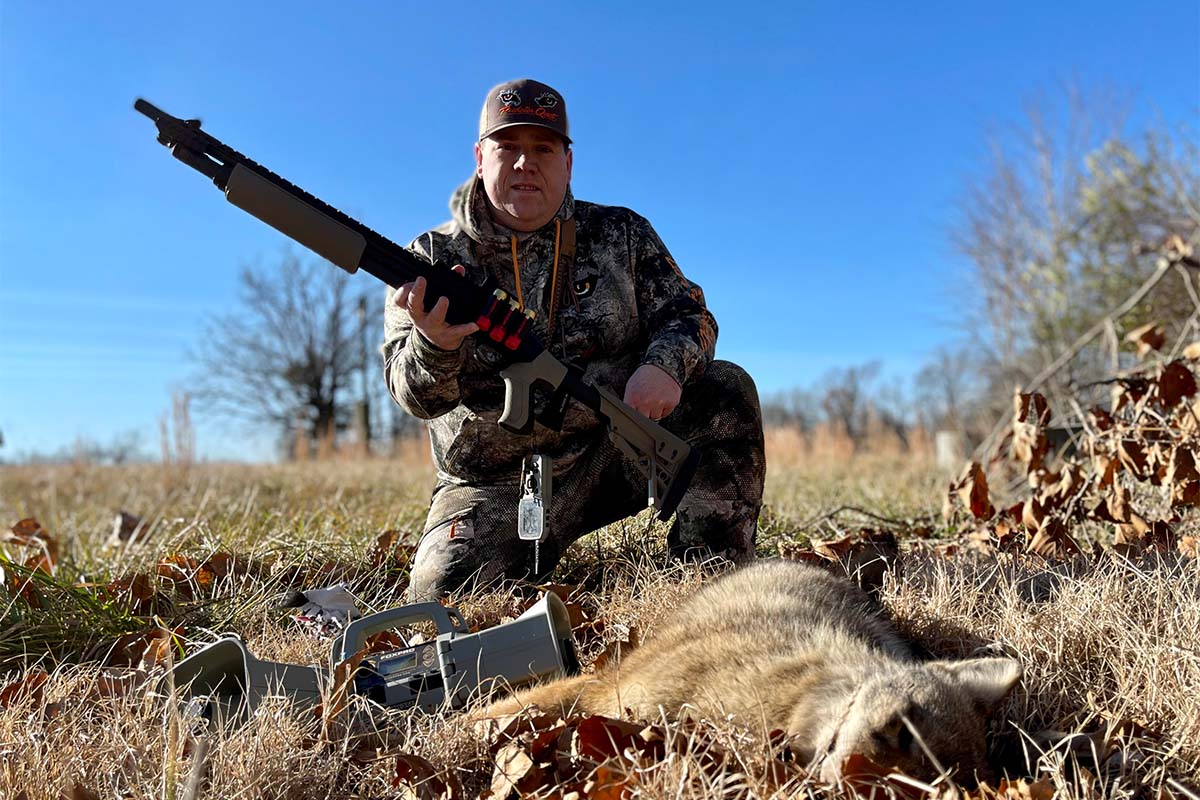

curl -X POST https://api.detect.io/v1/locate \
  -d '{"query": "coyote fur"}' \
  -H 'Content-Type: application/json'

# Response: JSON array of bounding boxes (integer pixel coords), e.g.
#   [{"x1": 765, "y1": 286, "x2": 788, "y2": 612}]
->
[{"x1": 482, "y1": 560, "x2": 1021, "y2": 784}]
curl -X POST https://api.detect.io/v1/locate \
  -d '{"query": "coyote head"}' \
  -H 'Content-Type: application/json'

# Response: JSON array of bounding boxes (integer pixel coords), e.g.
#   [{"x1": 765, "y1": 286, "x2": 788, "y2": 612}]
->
[{"x1": 811, "y1": 657, "x2": 1022, "y2": 786}]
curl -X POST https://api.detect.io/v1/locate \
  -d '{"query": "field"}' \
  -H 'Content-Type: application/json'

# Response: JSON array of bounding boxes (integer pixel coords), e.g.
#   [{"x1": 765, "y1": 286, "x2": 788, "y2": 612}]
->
[{"x1": 1, "y1": 433, "x2": 1198, "y2": 799}]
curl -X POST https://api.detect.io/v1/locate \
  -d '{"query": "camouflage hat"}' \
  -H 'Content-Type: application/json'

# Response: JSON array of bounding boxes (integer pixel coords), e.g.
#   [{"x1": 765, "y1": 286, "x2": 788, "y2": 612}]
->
[{"x1": 478, "y1": 78, "x2": 571, "y2": 144}]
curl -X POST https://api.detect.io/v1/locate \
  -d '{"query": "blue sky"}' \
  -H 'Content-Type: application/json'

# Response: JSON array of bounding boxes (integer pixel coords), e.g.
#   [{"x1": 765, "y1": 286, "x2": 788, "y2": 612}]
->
[{"x1": 1, "y1": 1, "x2": 1197, "y2": 461}]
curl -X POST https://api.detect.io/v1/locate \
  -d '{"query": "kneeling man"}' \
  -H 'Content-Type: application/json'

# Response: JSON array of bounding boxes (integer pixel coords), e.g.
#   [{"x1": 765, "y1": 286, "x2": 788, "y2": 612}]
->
[{"x1": 384, "y1": 79, "x2": 765, "y2": 600}]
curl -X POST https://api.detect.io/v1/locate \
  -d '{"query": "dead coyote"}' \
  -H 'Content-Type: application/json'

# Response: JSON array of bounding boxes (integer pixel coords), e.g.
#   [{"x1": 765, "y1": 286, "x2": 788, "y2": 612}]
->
[{"x1": 482, "y1": 560, "x2": 1021, "y2": 784}]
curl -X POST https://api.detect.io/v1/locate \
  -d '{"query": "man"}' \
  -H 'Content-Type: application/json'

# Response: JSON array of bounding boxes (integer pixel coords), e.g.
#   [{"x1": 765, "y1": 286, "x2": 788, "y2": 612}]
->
[{"x1": 384, "y1": 79, "x2": 765, "y2": 601}]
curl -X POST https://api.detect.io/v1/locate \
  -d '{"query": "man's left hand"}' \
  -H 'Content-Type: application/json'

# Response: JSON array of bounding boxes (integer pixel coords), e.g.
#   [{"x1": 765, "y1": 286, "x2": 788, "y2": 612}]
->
[{"x1": 623, "y1": 364, "x2": 681, "y2": 421}]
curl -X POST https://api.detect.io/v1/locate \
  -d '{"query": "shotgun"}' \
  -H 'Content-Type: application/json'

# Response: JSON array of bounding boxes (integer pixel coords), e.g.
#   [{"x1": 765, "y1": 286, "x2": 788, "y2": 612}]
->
[{"x1": 133, "y1": 99, "x2": 698, "y2": 518}]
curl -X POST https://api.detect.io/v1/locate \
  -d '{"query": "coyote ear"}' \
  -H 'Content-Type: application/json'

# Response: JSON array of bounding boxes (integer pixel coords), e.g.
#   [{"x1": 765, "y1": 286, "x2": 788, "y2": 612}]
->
[{"x1": 939, "y1": 658, "x2": 1022, "y2": 710}]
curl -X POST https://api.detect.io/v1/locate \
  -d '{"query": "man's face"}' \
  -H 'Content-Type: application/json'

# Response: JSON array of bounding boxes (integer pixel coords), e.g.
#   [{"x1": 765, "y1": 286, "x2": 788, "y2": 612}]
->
[{"x1": 475, "y1": 126, "x2": 572, "y2": 232}]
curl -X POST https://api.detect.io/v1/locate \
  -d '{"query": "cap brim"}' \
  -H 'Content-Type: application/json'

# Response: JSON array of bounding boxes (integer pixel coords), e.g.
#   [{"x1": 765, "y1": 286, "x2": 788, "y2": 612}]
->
[{"x1": 479, "y1": 120, "x2": 572, "y2": 145}]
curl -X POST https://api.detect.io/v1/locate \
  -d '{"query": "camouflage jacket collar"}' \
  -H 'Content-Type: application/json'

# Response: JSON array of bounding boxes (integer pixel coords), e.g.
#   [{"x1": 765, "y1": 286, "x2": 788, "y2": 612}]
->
[{"x1": 450, "y1": 176, "x2": 575, "y2": 249}]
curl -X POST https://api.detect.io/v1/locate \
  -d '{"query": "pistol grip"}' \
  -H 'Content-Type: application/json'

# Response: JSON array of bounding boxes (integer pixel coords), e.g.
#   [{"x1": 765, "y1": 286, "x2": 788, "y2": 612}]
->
[
  {"x1": 499, "y1": 373, "x2": 535, "y2": 435},
  {"x1": 499, "y1": 352, "x2": 569, "y2": 435}
]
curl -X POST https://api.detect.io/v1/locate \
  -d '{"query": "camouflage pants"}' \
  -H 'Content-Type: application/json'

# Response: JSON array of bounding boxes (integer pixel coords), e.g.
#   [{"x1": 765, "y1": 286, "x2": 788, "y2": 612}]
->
[{"x1": 407, "y1": 360, "x2": 765, "y2": 601}]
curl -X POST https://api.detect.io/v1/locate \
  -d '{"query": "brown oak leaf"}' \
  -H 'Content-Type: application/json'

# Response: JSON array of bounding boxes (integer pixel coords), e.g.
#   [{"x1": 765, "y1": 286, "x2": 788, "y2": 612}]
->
[
  {"x1": 949, "y1": 462, "x2": 995, "y2": 521},
  {"x1": 1157, "y1": 361, "x2": 1199, "y2": 409},
  {"x1": 1125, "y1": 322, "x2": 1166, "y2": 357},
  {"x1": 1028, "y1": 516, "x2": 1081, "y2": 560},
  {"x1": 392, "y1": 753, "x2": 463, "y2": 800},
  {"x1": 1167, "y1": 446, "x2": 1200, "y2": 507},
  {"x1": 0, "y1": 669, "x2": 49, "y2": 708},
  {"x1": 5, "y1": 518, "x2": 59, "y2": 573}
]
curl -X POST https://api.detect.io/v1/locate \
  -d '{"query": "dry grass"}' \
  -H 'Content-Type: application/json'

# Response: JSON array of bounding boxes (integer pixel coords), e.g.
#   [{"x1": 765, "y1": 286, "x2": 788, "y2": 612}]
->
[{"x1": 2, "y1": 450, "x2": 1198, "y2": 799}]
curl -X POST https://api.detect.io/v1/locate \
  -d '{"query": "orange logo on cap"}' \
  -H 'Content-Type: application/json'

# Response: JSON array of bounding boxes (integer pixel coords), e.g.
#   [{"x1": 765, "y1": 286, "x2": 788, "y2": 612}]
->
[{"x1": 497, "y1": 105, "x2": 560, "y2": 121}]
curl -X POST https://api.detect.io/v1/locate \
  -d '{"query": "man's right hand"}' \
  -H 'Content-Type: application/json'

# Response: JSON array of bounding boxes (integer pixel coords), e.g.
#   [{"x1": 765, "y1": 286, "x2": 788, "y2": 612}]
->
[{"x1": 395, "y1": 266, "x2": 480, "y2": 351}]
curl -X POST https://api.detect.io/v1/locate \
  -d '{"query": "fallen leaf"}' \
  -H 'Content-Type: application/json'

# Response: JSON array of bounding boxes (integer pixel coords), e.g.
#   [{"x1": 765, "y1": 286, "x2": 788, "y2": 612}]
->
[
  {"x1": 1183, "y1": 341, "x2": 1200, "y2": 361},
  {"x1": 1116, "y1": 519, "x2": 1174, "y2": 552},
  {"x1": 1021, "y1": 497, "x2": 1046, "y2": 532},
  {"x1": 1028, "y1": 516, "x2": 1081, "y2": 560},
  {"x1": 995, "y1": 777, "x2": 1056, "y2": 800},
  {"x1": 1046, "y1": 462, "x2": 1087, "y2": 503},
  {"x1": 109, "y1": 511, "x2": 146, "y2": 544},
  {"x1": 812, "y1": 530, "x2": 900, "y2": 596},
  {"x1": 1125, "y1": 322, "x2": 1166, "y2": 357},
  {"x1": 106, "y1": 572, "x2": 169, "y2": 617},
  {"x1": 5, "y1": 518, "x2": 58, "y2": 572},
  {"x1": 364, "y1": 630, "x2": 408, "y2": 655},
  {"x1": 1092, "y1": 454, "x2": 1118, "y2": 488},
  {"x1": 573, "y1": 715, "x2": 647, "y2": 763},
  {"x1": 490, "y1": 741, "x2": 538, "y2": 799},
  {"x1": 1167, "y1": 446, "x2": 1200, "y2": 507},
  {"x1": 1014, "y1": 391, "x2": 1052, "y2": 426},
  {"x1": 202, "y1": 552, "x2": 260, "y2": 581},
  {"x1": 993, "y1": 521, "x2": 1026, "y2": 553},
  {"x1": 323, "y1": 647, "x2": 366, "y2": 741},
  {"x1": 92, "y1": 670, "x2": 143, "y2": 700},
  {"x1": 1114, "y1": 378, "x2": 1150, "y2": 411},
  {"x1": 590, "y1": 625, "x2": 640, "y2": 672},
  {"x1": 1103, "y1": 484, "x2": 1134, "y2": 524},
  {"x1": 1117, "y1": 440, "x2": 1150, "y2": 480},
  {"x1": 949, "y1": 462, "x2": 995, "y2": 520},
  {"x1": 1179, "y1": 536, "x2": 1198, "y2": 559},
  {"x1": 24, "y1": 552, "x2": 54, "y2": 577},
  {"x1": 537, "y1": 583, "x2": 589, "y2": 630},
  {"x1": 0, "y1": 669, "x2": 49, "y2": 708},
  {"x1": 1013, "y1": 422, "x2": 1049, "y2": 473},
  {"x1": 373, "y1": 529, "x2": 399, "y2": 564},
  {"x1": 1157, "y1": 361, "x2": 1199, "y2": 409},
  {"x1": 371, "y1": 529, "x2": 419, "y2": 569},
  {"x1": 582, "y1": 764, "x2": 635, "y2": 799},
  {"x1": 777, "y1": 541, "x2": 827, "y2": 565},
  {"x1": 475, "y1": 707, "x2": 565, "y2": 746},
  {"x1": 1179, "y1": 398, "x2": 1200, "y2": 434},
  {"x1": 838, "y1": 753, "x2": 922, "y2": 800},
  {"x1": 934, "y1": 541, "x2": 960, "y2": 559},
  {"x1": 1088, "y1": 407, "x2": 1115, "y2": 431},
  {"x1": 393, "y1": 753, "x2": 462, "y2": 800},
  {"x1": 157, "y1": 554, "x2": 212, "y2": 599},
  {"x1": 106, "y1": 626, "x2": 179, "y2": 670}
]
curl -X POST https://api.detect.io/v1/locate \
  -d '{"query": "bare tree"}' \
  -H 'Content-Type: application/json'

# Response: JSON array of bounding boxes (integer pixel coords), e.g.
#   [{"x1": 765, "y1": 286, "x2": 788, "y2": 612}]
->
[
  {"x1": 952, "y1": 83, "x2": 1200, "y2": 411},
  {"x1": 761, "y1": 387, "x2": 820, "y2": 445},
  {"x1": 874, "y1": 379, "x2": 913, "y2": 453},
  {"x1": 819, "y1": 362, "x2": 881, "y2": 452},
  {"x1": 159, "y1": 390, "x2": 195, "y2": 466},
  {"x1": 190, "y1": 250, "x2": 396, "y2": 456},
  {"x1": 914, "y1": 347, "x2": 982, "y2": 435}
]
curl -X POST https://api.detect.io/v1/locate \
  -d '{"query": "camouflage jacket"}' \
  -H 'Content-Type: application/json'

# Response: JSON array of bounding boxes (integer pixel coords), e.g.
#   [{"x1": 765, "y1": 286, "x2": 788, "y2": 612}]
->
[{"x1": 383, "y1": 178, "x2": 717, "y2": 485}]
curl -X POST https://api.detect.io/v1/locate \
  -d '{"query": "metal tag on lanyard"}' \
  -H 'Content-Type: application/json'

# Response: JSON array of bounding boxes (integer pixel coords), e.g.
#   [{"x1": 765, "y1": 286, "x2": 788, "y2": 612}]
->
[{"x1": 518, "y1": 454, "x2": 551, "y2": 573}]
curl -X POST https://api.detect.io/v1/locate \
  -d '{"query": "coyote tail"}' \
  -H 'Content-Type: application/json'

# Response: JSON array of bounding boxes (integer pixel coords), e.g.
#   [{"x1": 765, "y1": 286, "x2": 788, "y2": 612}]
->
[{"x1": 479, "y1": 673, "x2": 600, "y2": 719}]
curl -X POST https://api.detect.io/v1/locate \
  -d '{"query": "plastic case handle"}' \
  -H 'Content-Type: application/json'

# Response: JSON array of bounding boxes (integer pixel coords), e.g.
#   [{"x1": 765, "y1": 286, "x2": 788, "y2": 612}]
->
[{"x1": 328, "y1": 601, "x2": 468, "y2": 667}]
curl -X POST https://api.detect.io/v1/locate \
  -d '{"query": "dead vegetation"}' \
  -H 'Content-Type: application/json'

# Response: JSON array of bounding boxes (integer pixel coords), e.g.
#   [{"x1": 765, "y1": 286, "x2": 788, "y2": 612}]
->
[
  {"x1": 2, "y1": 330, "x2": 1198, "y2": 798},
  {"x1": 2, "y1": 443, "x2": 1197, "y2": 799}
]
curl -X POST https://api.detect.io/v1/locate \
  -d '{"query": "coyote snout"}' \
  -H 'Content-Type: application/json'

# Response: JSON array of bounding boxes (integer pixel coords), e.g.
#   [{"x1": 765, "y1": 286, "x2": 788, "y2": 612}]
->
[
  {"x1": 481, "y1": 560, "x2": 1021, "y2": 785},
  {"x1": 811, "y1": 658, "x2": 1022, "y2": 783}
]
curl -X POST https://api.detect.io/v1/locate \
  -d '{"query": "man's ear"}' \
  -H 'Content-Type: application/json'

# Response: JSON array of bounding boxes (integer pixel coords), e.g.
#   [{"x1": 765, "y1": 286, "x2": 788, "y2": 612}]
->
[
  {"x1": 566, "y1": 147, "x2": 573, "y2": 182},
  {"x1": 474, "y1": 141, "x2": 484, "y2": 179}
]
